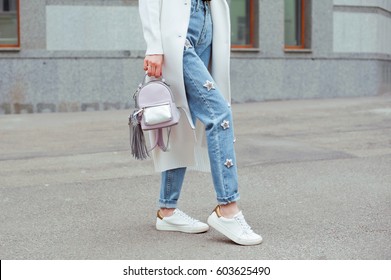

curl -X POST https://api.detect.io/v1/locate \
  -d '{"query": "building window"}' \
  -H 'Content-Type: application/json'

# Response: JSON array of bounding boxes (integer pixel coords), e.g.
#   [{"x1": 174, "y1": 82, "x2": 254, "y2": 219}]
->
[
  {"x1": 284, "y1": 0, "x2": 305, "y2": 49},
  {"x1": 230, "y1": 0, "x2": 257, "y2": 48},
  {"x1": 0, "y1": 0, "x2": 20, "y2": 47}
]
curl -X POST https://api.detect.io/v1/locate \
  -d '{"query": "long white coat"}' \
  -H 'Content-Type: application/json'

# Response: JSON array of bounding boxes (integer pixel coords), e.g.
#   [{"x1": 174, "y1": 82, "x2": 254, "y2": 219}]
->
[{"x1": 139, "y1": 0, "x2": 231, "y2": 172}]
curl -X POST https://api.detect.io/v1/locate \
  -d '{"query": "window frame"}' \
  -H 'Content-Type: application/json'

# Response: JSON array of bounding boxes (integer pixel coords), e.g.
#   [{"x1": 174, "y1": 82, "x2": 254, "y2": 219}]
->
[
  {"x1": 284, "y1": 0, "x2": 306, "y2": 50},
  {"x1": 231, "y1": 0, "x2": 257, "y2": 49},
  {"x1": 0, "y1": 0, "x2": 21, "y2": 49}
]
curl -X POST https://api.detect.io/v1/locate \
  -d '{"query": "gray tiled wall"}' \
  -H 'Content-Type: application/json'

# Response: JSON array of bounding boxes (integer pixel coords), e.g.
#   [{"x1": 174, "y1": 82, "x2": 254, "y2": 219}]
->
[{"x1": 0, "y1": 0, "x2": 390, "y2": 114}]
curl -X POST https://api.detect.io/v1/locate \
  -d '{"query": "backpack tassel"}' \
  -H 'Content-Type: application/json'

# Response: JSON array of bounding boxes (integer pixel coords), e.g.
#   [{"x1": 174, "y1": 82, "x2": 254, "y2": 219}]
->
[{"x1": 129, "y1": 110, "x2": 149, "y2": 160}]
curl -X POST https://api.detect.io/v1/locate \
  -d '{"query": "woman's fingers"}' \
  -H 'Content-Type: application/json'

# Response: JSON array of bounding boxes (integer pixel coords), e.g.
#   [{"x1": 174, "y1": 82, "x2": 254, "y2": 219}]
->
[
  {"x1": 149, "y1": 65, "x2": 156, "y2": 77},
  {"x1": 155, "y1": 63, "x2": 162, "y2": 78},
  {"x1": 144, "y1": 55, "x2": 164, "y2": 78}
]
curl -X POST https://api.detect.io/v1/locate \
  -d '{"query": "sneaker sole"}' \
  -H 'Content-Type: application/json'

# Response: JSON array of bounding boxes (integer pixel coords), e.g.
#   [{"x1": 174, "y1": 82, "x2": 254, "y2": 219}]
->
[
  {"x1": 156, "y1": 221, "x2": 209, "y2": 234},
  {"x1": 207, "y1": 214, "x2": 263, "y2": 246}
]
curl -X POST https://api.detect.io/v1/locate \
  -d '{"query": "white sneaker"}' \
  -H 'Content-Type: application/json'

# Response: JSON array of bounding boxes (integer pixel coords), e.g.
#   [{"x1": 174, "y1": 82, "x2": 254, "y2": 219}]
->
[
  {"x1": 207, "y1": 206, "x2": 263, "y2": 245},
  {"x1": 156, "y1": 209, "x2": 209, "y2": 233}
]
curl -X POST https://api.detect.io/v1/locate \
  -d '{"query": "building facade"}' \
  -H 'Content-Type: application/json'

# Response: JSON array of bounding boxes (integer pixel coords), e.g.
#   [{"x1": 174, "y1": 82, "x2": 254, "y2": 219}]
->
[{"x1": 0, "y1": 0, "x2": 390, "y2": 114}]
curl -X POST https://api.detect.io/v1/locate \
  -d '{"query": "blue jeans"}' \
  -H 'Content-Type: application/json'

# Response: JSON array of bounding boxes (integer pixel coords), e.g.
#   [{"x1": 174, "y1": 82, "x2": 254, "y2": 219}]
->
[{"x1": 159, "y1": 0, "x2": 240, "y2": 208}]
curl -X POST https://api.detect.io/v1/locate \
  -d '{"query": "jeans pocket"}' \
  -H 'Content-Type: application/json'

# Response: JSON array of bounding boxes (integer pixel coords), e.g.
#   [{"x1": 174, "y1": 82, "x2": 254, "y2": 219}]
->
[{"x1": 196, "y1": 10, "x2": 212, "y2": 46}]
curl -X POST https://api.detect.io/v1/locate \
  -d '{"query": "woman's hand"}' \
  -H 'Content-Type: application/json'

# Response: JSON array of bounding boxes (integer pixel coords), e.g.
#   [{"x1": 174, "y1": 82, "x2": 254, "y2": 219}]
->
[{"x1": 144, "y1": 54, "x2": 164, "y2": 78}]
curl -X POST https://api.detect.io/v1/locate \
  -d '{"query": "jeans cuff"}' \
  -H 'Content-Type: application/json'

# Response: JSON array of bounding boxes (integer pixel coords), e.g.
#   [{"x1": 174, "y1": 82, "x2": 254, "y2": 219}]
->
[
  {"x1": 158, "y1": 199, "x2": 178, "y2": 209},
  {"x1": 216, "y1": 193, "x2": 240, "y2": 205}
]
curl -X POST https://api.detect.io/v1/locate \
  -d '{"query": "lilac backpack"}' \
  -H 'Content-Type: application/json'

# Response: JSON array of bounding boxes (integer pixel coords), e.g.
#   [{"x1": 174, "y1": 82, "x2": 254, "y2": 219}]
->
[{"x1": 129, "y1": 75, "x2": 180, "y2": 160}]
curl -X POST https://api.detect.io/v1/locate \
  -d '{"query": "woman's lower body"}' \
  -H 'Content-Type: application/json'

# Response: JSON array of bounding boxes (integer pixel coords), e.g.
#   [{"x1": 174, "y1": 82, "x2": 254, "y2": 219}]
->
[{"x1": 156, "y1": 0, "x2": 262, "y2": 245}]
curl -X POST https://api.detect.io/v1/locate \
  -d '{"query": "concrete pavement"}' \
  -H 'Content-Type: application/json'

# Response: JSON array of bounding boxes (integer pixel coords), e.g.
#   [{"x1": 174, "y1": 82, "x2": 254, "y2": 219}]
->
[{"x1": 0, "y1": 96, "x2": 390, "y2": 259}]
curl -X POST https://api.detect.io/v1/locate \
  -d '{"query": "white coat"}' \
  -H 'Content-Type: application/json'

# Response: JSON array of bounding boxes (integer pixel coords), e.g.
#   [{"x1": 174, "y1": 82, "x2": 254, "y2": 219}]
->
[{"x1": 138, "y1": 0, "x2": 231, "y2": 172}]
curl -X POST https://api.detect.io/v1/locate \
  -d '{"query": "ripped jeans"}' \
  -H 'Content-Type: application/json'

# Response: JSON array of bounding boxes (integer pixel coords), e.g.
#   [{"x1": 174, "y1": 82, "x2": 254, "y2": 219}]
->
[{"x1": 159, "y1": 0, "x2": 240, "y2": 208}]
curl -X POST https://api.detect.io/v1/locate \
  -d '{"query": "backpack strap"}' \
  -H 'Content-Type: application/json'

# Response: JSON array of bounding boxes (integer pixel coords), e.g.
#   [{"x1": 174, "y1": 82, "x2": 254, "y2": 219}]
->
[{"x1": 149, "y1": 128, "x2": 171, "y2": 152}]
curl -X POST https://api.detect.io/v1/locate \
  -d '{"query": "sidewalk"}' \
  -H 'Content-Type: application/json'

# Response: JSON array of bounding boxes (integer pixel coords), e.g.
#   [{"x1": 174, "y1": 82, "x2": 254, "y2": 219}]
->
[{"x1": 0, "y1": 96, "x2": 390, "y2": 259}]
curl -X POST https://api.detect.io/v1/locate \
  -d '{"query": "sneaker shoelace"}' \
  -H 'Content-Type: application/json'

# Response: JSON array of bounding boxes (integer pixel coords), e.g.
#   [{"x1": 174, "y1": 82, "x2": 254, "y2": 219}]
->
[
  {"x1": 176, "y1": 210, "x2": 199, "y2": 225},
  {"x1": 234, "y1": 214, "x2": 254, "y2": 235}
]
